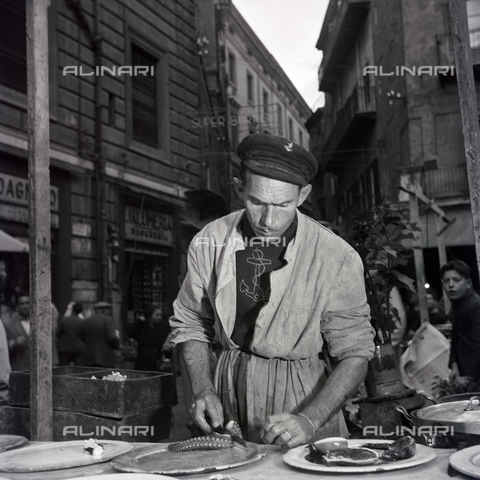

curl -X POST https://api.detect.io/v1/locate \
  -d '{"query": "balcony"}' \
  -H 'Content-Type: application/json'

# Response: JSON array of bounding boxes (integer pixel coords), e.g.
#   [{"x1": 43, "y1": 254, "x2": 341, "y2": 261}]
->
[
  {"x1": 321, "y1": 85, "x2": 376, "y2": 168},
  {"x1": 422, "y1": 165, "x2": 470, "y2": 199},
  {"x1": 317, "y1": 0, "x2": 370, "y2": 93}
]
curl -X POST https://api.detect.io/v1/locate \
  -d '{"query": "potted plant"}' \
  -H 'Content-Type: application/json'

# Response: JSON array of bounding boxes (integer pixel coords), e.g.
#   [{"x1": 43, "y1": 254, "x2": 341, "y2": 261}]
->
[{"x1": 343, "y1": 202, "x2": 419, "y2": 397}]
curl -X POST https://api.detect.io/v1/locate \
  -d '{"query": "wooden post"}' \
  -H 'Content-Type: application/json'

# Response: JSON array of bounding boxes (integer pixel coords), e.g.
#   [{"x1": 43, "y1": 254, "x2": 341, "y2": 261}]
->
[
  {"x1": 26, "y1": 0, "x2": 53, "y2": 441},
  {"x1": 449, "y1": 0, "x2": 480, "y2": 276},
  {"x1": 409, "y1": 191, "x2": 430, "y2": 324},
  {"x1": 435, "y1": 214, "x2": 451, "y2": 312}
]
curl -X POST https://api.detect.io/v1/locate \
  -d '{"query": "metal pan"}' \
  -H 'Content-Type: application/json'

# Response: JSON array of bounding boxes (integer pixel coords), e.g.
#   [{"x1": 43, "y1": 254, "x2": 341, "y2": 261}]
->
[
  {"x1": 439, "y1": 392, "x2": 480, "y2": 403},
  {"x1": 396, "y1": 398, "x2": 480, "y2": 448},
  {"x1": 411, "y1": 396, "x2": 480, "y2": 435}
]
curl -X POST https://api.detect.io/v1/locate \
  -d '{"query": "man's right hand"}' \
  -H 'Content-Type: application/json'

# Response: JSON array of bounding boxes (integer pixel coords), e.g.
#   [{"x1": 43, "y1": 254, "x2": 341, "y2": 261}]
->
[{"x1": 190, "y1": 390, "x2": 224, "y2": 434}]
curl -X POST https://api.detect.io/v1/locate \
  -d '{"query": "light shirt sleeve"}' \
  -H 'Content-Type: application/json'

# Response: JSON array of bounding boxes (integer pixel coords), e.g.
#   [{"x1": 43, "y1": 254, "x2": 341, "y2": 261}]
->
[
  {"x1": 169, "y1": 237, "x2": 216, "y2": 346},
  {"x1": 321, "y1": 250, "x2": 375, "y2": 361}
]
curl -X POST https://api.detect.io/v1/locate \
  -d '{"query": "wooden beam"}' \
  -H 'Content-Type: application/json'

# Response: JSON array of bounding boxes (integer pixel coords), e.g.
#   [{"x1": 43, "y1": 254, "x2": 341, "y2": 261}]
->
[
  {"x1": 26, "y1": 0, "x2": 53, "y2": 441},
  {"x1": 436, "y1": 214, "x2": 451, "y2": 313},
  {"x1": 409, "y1": 193, "x2": 430, "y2": 325},
  {"x1": 398, "y1": 186, "x2": 450, "y2": 223},
  {"x1": 399, "y1": 185, "x2": 454, "y2": 313},
  {"x1": 449, "y1": 0, "x2": 480, "y2": 277}
]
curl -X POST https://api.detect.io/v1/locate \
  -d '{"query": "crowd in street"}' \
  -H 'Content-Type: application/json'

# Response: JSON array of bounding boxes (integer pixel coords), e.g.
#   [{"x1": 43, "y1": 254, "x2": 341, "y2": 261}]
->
[{"x1": 0, "y1": 296, "x2": 174, "y2": 407}]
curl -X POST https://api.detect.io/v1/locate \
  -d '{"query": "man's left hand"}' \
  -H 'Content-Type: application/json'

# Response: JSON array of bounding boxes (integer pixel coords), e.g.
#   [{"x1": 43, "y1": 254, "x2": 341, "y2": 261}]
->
[{"x1": 261, "y1": 413, "x2": 312, "y2": 449}]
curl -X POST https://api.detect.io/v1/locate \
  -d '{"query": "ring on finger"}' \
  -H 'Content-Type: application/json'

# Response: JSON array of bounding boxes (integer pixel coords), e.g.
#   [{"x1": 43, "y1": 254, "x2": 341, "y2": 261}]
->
[{"x1": 281, "y1": 430, "x2": 291, "y2": 441}]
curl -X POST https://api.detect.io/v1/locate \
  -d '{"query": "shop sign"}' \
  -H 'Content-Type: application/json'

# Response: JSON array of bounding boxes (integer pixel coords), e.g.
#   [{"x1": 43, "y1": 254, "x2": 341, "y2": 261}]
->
[
  {"x1": 0, "y1": 196, "x2": 59, "y2": 228},
  {"x1": 0, "y1": 172, "x2": 59, "y2": 210},
  {"x1": 190, "y1": 112, "x2": 271, "y2": 129},
  {"x1": 125, "y1": 205, "x2": 173, "y2": 246}
]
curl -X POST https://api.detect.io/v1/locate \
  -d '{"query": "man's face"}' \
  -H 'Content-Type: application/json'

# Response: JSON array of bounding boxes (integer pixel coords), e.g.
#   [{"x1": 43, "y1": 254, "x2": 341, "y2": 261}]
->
[
  {"x1": 17, "y1": 296, "x2": 30, "y2": 319},
  {"x1": 150, "y1": 308, "x2": 163, "y2": 326},
  {"x1": 234, "y1": 171, "x2": 311, "y2": 239},
  {"x1": 442, "y1": 270, "x2": 472, "y2": 301}
]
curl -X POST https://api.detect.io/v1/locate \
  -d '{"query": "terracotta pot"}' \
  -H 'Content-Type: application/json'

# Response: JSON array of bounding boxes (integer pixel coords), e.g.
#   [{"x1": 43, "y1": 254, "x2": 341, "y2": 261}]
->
[{"x1": 365, "y1": 342, "x2": 405, "y2": 398}]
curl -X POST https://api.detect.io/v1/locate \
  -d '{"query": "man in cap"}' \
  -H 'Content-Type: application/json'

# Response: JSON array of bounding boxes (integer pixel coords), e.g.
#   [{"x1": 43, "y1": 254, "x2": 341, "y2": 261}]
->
[
  {"x1": 170, "y1": 133, "x2": 375, "y2": 447},
  {"x1": 80, "y1": 301, "x2": 119, "y2": 367}
]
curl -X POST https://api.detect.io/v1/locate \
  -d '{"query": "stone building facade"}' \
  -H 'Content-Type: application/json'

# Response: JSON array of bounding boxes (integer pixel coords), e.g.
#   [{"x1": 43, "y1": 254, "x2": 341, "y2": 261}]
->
[
  {"x1": 0, "y1": 0, "x2": 313, "y2": 332},
  {"x1": 309, "y1": 0, "x2": 479, "y2": 291},
  {"x1": 0, "y1": 0, "x2": 202, "y2": 327},
  {"x1": 195, "y1": 0, "x2": 312, "y2": 211}
]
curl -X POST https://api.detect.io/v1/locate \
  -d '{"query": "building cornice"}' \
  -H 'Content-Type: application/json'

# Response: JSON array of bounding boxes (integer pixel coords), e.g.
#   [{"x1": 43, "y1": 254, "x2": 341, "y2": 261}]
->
[{"x1": 0, "y1": 129, "x2": 187, "y2": 199}]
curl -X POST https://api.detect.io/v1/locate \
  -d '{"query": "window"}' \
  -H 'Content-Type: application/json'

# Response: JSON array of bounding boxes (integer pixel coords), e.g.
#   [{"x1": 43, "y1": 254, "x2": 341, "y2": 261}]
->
[
  {"x1": 247, "y1": 72, "x2": 254, "y2": 105},
  {"x1": 288, "y1": 118, "x2": 294, "y2": 141},
  {"x1": 126, "y1": 31, "x2": 170, "y2": 157},
  {"x1": 131, "y1": 44, "x2": 158, "y2": 148},
  {"x1": 0, "y1": 0, "x2": 27, "y2": 93},
  {"x1": 298, "y1": 129, "x2": 303, "y2": 147},
  {"x1": 262, "y1": 89, "x2": 269, "y2": 116},
  {"x1": 228, "y1": 51, "x2": 236, "y2": 85},
  {"x1": 277, "y1": 104, "x2": 283, "y2": 135},
  {"x1": 230, "y1": 102, "x2": 239, "y2": 147}
]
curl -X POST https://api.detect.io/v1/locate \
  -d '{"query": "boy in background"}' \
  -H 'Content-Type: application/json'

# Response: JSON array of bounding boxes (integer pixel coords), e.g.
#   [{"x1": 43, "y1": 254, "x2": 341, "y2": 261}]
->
[{"x1": 441, "y1": 260, "x2": 480, "y2": 388}]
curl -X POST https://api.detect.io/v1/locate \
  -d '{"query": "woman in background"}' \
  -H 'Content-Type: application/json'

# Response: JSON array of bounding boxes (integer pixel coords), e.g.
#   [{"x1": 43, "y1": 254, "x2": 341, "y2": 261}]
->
[{"x1": 128, "y1": 305, "x2": 171, "y2": 372}]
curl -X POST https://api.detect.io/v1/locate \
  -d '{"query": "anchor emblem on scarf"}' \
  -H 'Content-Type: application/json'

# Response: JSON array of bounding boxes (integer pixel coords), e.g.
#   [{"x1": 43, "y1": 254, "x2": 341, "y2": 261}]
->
[{"x1": 239, "y1": 248, "x2": 271, "y2": 302}]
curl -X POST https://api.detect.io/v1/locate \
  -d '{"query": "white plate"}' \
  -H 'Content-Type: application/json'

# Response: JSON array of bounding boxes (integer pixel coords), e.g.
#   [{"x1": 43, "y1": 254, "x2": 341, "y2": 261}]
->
[
  {"x1": 0, "y1": 434, "x2": 28, "y2": 453},
  {"x1": 450, "y1": 445, "x2": 480, "y2": 478},
  {"x1": 283, "y1": 439, "x2": 436, "y2": 473},
  {"x1": 0, "y1": 440, "x2": 133, "y2": 473},
  {"x1": 68, "y1": 475, "x2": 178, "y2": 480},
  {"x1": 112, "y1": 441, "x2": 267, "y2": 475}
]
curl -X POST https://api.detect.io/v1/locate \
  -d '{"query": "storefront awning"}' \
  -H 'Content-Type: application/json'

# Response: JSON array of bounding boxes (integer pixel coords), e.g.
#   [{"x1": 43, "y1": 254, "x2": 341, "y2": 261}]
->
[{"x1": 0, "y1": 229, "x2": 28, "y2": 252}]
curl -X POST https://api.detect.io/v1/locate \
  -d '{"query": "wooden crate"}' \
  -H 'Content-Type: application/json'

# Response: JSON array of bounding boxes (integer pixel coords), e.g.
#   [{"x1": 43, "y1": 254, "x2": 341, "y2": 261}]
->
[
  {"x1": 9, "y1": 366, "x2": 99, "y2": 407},
  {"x1": 9, "y1": 367, "x2": 174, "y2": 418},
  {"x1": 0, "y1": 405, "x2": 172, "y2": 442}
]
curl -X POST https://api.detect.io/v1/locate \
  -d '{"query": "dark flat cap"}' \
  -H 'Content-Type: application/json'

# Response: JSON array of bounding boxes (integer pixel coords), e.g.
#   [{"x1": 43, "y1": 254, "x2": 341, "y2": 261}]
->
[
  {"x1": 93, "y1": 301, "x2": 111, "y2": 309},
  {"x1": 237, "y1": 133, "x2": 318, "y2": 186}
]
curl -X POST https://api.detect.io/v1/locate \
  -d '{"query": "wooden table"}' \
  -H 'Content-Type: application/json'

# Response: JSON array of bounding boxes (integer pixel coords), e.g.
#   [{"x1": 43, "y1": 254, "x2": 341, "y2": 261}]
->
[{"x1": 0, "y1": 443, "x2": 473, "y2": 479}]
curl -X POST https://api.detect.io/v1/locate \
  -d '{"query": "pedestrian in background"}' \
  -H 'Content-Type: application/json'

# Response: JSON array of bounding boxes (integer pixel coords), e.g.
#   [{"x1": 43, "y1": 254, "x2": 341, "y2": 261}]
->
[
  {"x1": 128, "y1": 305, "x2": 172, "y2": 372},
  {"x1": 0, "y1": 319, "x2": 11, "y2": 405},
  {"x1": 441, "y1": 260, "x2": 480, "y2": 389},
  {"x1": 1, "y1": 292, "x2": 30, "y2": 371},
  {"x1": 80, "y1": 301, "x2": 119, "y2": 368},
  {"x1": 62, "y1": 300, "x2": 85, "y2": 320},
  {"x1": 57, "y1": 302, "x2": 85, "y2": 366},
  {"x1": 426, "y1": 287, "x2": 446, "y2": 326}
]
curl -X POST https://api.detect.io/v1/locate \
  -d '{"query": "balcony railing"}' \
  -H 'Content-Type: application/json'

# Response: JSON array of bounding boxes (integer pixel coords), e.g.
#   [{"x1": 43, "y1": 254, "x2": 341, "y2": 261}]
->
[
  {"x1": 321, "y1": 85, "x2": 376, "y2": 163},
  {"x1": 422, "y1": 165, "x2": 469, "y2": 198}
]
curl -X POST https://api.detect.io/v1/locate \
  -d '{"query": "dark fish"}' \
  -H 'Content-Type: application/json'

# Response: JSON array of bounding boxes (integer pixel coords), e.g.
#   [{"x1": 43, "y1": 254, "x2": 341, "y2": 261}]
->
[{"x1": 380, "y1": 436, "x2": 416, "y2": 461}]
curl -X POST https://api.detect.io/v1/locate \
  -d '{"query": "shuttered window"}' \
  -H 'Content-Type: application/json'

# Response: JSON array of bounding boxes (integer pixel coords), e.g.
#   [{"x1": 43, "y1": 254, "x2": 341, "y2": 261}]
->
[
  {"x1": 0, "y1": 0, "x2": 27, "y2": 93},
  {"x1": 131, "y1": 44, "x2": 158, "y2": 148}
]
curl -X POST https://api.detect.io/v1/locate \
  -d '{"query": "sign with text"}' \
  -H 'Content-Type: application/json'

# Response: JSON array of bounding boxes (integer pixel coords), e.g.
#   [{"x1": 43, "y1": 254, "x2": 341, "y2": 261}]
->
[
  {"x1": 0, "y1": 172, "x2": 59, "y2": 227},
  {"x1": 190, "y1": 112, "x2": 272, "y2": 129},
  {"x1": 0, "y1": 172, "x2": 59, "y2": 210},
  {"x1": 125, "y1": 205, "x2": 173, "y2": 246}
]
